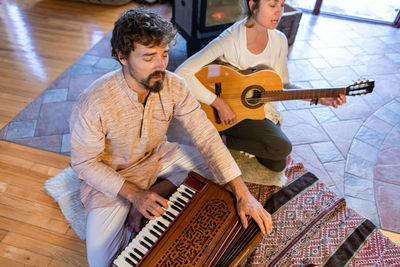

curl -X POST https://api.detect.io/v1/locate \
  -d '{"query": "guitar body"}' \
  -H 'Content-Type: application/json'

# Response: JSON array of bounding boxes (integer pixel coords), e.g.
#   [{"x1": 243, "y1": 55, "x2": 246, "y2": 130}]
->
[
  {"x1": 195, "y1": 63, "x2": 374, "y2": 131},
  {"x1": 195, "y1": 64, "x2": 283, "y2": 131}
]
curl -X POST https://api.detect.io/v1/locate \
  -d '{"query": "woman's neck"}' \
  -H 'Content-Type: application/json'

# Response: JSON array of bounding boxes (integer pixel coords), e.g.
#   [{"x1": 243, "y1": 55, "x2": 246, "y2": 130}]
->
[{"x1": 246, "y1": 19, "x2": 269, "y2": 55}]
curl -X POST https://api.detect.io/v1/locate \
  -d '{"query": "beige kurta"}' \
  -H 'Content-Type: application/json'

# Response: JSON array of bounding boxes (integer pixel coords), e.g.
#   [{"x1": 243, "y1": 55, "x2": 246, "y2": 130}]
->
[{"x1": 70, "y1": 69, "x2": 241, "y2": 213}]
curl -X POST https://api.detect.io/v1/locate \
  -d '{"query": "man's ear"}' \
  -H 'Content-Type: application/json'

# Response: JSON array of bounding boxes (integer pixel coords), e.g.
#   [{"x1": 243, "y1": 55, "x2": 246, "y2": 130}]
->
[{"x1": 117, "y1": 51, "x2": 127, "y2": 66}]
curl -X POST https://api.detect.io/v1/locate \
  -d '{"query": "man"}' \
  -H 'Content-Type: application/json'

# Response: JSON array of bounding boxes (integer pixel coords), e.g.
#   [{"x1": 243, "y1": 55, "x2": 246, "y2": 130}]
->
[{"x1": 70, "y1": 8, "x2": 272, "y2": 267}]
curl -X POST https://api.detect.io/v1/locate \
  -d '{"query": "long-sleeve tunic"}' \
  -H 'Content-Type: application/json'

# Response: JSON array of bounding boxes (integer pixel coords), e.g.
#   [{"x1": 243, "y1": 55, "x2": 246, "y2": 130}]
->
[{"x1": 70, "y1": 69, "x2": 241, "y2": 213}]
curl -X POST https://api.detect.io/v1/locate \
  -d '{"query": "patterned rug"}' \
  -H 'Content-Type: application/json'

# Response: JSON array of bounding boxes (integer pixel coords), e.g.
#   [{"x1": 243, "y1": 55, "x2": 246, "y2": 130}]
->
[{"x1": 246, "y1": 157, "x2": 400, "y2": 266}]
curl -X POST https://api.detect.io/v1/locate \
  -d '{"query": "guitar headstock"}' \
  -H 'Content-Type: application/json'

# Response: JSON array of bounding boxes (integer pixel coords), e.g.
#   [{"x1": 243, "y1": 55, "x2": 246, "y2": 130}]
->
[{"x1": 346, "y1": 79, "x2": 374, "y2": 96}]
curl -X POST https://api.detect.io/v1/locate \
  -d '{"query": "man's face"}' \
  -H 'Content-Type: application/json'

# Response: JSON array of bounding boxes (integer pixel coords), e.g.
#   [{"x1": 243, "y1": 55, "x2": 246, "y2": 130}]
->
[{"x1": 120, "y1": 43, "x2": 169, "y2": 92}]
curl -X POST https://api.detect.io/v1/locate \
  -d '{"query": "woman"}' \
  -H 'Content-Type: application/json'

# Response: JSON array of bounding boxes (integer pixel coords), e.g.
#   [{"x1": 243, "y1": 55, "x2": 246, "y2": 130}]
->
[{"x1": 176, "y1": 0, "x2": 346, "y2": 173}]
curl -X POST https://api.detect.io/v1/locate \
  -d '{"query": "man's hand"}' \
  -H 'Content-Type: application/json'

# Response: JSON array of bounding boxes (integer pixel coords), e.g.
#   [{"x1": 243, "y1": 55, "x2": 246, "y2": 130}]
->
[
  {"x1": 236, "y1": 191, "x2": 272, "y2": 235},
  {"x1": 126, "y1": 204, "x2": 145, "y2": 233},
  {"x1": 129, "y1": 189, "x2": 169, "y2": 220},
  {"x1": 229, "y1": 177, "x2": 273, "y2": 235},
  {"x1": 211, "y1": 97, "x2": 237, "y2": 126},
  {"x1": 319, "y1": 93, "x2": 346, "y2": 108},
  {"x1": 119, "y1": 181, "x2": 169, "y2": 220}
]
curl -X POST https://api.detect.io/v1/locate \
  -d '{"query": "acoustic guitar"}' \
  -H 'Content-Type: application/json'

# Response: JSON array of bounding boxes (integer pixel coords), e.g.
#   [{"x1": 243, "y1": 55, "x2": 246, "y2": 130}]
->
[{"x1": 195, "y1": 63, "x2": 374, "y2": 131}]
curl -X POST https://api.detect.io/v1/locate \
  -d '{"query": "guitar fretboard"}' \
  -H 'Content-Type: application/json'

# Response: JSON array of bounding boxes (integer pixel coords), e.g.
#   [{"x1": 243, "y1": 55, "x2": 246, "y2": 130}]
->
[{"x1": 260, "y1": 88, "x2": 347, "y2": 102}]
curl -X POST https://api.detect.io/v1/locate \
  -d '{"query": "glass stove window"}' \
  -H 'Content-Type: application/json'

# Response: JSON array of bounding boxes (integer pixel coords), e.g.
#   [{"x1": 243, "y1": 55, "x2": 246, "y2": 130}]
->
[{"x1": 205, "y1": 0, "x2": 244, "y2": 27}]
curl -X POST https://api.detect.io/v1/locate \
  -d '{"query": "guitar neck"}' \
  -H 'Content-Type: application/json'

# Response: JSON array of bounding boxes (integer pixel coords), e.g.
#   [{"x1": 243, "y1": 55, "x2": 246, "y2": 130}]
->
[{"x1": 261, "y1": 87, "x2": 347, "y2": 102}]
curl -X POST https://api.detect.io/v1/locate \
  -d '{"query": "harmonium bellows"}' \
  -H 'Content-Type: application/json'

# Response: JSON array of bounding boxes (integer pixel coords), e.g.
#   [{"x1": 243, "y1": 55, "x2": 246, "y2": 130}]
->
[{"x1": 113, "y1": 171, "x2": 264, "y2": 267}]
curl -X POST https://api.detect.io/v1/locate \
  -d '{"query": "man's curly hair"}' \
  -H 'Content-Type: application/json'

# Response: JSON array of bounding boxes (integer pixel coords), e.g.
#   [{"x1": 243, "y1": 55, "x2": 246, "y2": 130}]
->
[{"x1": 111, "y1": 8, "x2": 177, "y2": 62}]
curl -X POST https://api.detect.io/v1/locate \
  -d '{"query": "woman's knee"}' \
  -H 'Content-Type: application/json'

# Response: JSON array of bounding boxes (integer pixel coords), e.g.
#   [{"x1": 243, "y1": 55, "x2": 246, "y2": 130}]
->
[{"x1": 262, "y1": 137, "x2": 292, "y2": 159}]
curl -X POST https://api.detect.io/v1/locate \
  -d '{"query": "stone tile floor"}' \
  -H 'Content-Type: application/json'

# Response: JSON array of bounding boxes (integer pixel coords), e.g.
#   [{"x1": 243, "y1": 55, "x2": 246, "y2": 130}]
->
[{"x1": 1, "y1": 12, "x2": 399, "y2": 233}]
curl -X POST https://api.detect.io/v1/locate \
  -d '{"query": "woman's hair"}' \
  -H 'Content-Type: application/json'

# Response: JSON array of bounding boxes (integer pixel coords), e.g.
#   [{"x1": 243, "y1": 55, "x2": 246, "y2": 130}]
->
[
  {"x1": 111, "y1": 8, "x2": 177, "y2": 62},
  {"x1": 243, "y1": 0, "x2": 261, "y2": 28},
  {"x1": 244, "y1": 0, "x2": 261, "y2": 19}
]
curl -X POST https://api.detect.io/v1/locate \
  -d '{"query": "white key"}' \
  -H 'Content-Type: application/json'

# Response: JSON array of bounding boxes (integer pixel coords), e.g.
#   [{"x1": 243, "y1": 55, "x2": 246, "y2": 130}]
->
[
  {"x1": 122, "y1": 251, "x2": 138, "y2": 265},
  {"x1": 182, "y1": 185, "x2": 196, "y2": 195},
  {"x1": 114, "y1": 255, "x2": 131, "y2": 267},
  {"x1": 124, "y1": 246, "x2": 143, "y2": 261}
]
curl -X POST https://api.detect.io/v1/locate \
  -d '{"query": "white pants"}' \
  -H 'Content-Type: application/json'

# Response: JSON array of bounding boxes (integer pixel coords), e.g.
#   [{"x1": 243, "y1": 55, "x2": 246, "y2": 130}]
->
[{"x1": 86, "y1": 145, "x2": 213, "y2": 267}]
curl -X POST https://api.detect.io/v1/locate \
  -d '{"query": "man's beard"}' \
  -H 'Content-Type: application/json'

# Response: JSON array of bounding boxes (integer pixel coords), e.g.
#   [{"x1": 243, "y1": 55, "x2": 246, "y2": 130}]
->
[
  {"x1": 140, "y1": 71, "x2": 166, "y2": 93},
  {"x1": 128, "y1": 66, "x2": 166, "y2": 93}
]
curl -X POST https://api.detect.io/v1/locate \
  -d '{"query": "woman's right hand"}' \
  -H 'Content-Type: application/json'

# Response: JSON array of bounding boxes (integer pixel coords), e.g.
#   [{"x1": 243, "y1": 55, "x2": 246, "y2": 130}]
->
[{"x1": 211, "y1": 97, "x2": 237, "y2": 126}]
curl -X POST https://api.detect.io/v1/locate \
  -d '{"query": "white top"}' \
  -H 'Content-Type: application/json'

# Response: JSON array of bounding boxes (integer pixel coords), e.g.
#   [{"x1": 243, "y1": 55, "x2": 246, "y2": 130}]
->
[{"x1": 176, "y1": 19, "x2": 290, "y2": 124}]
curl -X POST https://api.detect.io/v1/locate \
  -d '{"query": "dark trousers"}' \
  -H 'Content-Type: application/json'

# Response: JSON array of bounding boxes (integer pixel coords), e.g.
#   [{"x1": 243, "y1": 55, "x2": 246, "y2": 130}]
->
[{"x1": 220, "y1": 119, "x2": 292, "y2": 172}]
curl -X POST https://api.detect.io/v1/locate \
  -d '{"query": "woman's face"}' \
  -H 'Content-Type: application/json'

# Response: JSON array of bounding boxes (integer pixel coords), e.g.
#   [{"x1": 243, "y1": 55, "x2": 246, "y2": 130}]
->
[{"x1": 250, "y1": 0, "x2": 285, "y2": 30}]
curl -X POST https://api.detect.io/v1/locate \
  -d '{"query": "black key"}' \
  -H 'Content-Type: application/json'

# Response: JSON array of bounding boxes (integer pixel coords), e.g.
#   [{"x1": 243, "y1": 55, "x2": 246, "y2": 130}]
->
[
  {"x1": 171, "y1": 204, "x2": 181, "y2": 212},
  {"x1": 177, "y1": 197, "x2": 187, "y2": 205},
  {"x1": 184, "y1": 188, "x2": 194, "y2": 196},
  {"x1": 157, "y1": 221, "x2": 168, "y2": 229},
  {"x1": 166, "y1": 211, "x2": 176, "y2": 219},
  {"x1": 144, "y1": 236, "x2": 154, "y2": 246},
  {"x1": 125, "y1": 256, "x2": 136, "y2": 266},
  {"x1": 181, "y1": 192, "x2": 191, "y2": 199},
  {"x1": 129, "y1": 252, "x2": 140, "y2": 262},
  {"x1": 140, "y1": 240, "x2": 151, "y2": 250},
  {"x1": 134, "y1": 248, "x2": 144, "y2": 258},
  {"x1": 162, "y1": 214, "x2": 173, "y2": 223},
  {"x1": 150, "y1": 229, "x2": 160, "y2": 238},
  {"x1": 154, "y1": 225, "x2": 164, "y2": 234},
  {"x1": 174, "y1": 201, "x2": 184, "y2": 210}
]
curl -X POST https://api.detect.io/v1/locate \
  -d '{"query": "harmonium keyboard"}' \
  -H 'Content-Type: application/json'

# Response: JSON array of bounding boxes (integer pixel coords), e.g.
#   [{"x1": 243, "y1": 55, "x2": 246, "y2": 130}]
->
[{"x1": 113, "y1": 171, "x2": 264, "y2": 267}]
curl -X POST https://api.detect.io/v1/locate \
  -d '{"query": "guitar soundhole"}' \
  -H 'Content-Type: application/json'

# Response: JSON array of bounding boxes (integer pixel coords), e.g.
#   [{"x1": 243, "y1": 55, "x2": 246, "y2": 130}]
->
[{"x1": 242, "y1": 85, "x2": 265, "y2": 109}]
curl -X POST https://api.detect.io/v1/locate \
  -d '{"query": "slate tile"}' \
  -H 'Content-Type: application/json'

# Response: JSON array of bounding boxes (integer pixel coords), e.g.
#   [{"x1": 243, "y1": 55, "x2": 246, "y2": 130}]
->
[
  {"x1": 311, "y1": 141, "x2": 344, "y2": 163},
  {"x1": 375, "y1": 181, "x2": 400, "y2": 232},
  {"x1": 355, "y1": 126, "x2": 386, "y2": 148},
  {"x1": 291, "y1": 144, "x2": 333, "y2": 186},
  {"x1": 310, "y1": 107, "x2": 339, "y2": 124},
  {"x1": 375, "y1": 164, "x2": 400, "y2": 186},
  {"x1": 344, "y1": 173, "x2": 374, "y2": 201},
  {"x1": 382, "y1": 123, "x2": 400, "y2": 147},
  {"x1": 349, "y1": 139, "x2": 379, "y2": 163},
  {"x1": 6, "y1": 120, "x2": 36, "y2": 139},
  {"x1": 36, "y1": 102, "x2": 75, "y2": 136},
  {"x1": 43, "y1": 89, "x2": 68, "y2": 104},
  {"x1": 10, "y1": 135, "x2": 62, "y2": 153},
  {"x1": 345, "y1": 153, "x2": 374, "y2": 180},
  {"x1": 68, "y1": 72, "x2": 106, "y2": 101},
  {"x1": 322, "y1": 119, "x2": 363, "y2": 156},
  {"x1": 364, "y1": 115, "x2": 394, "y2": 136},
  {"x1": 374, "y1": 107, "x2": 400, "y2": 126},
  {"x1": 12, "y1": 96, "x2": 42, "y2": 122},
  {"x1": 323, "y1": 160, "x2": 345, "y2": 195},
  {"x1": 344, "y1": 196, "x2": 380, "y2": 227},
  {"x1": 61, "y1": 134, "x2": 71, "y2": 153},
  {"x1": 47, "y1": 69, "x2": 71, "y2": 90},
  {"x1": 281, "y1": 109, "x2": 329, "y2": 145},
  {"x1": 0, "y1": 125, "x2": 8, "y2": 139},
  {"x1": 76, "y1": 54, "x2": 100, "y2": 66}
]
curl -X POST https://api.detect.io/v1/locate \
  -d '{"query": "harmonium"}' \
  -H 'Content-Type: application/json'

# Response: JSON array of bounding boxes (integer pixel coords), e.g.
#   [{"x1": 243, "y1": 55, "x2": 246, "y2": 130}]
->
[{"x1": 113, "y1": 171, "x2": 264, "y2": 266}]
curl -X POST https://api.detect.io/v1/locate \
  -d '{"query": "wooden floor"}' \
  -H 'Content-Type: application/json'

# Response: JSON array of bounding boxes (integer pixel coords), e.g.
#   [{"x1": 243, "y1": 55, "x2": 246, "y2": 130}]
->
[{"x1": 0, "y1": 140, "x2": 83, "y2": 266}]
